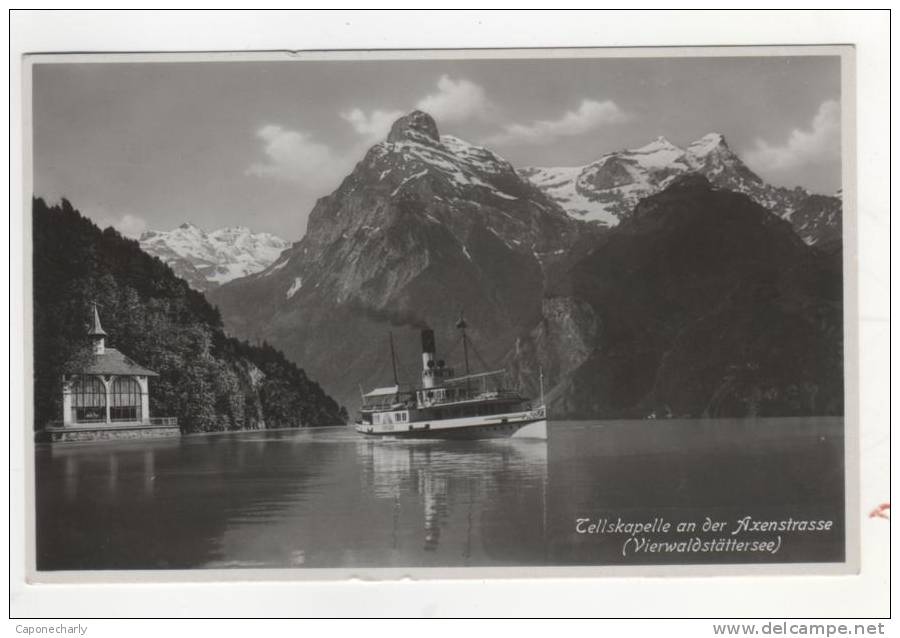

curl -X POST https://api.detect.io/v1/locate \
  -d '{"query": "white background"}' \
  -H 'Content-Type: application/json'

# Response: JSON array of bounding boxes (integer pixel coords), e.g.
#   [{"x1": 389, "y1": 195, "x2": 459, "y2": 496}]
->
[{"x1": 7, "y1": 8, "x2": 892, "y2": 625}]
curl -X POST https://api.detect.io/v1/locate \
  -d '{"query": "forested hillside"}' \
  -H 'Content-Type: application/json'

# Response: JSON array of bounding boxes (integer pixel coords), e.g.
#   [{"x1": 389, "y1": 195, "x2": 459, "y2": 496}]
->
[{"x1": 32, "y1": 198, "x2": 347, "y2": 432}]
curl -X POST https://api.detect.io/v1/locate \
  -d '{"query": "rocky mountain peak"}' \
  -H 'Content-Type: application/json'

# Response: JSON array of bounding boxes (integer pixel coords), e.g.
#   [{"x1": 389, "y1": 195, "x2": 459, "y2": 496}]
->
[
  {"x1": 686, "y1": 132, "x2": 729, "y2": 156},
  {"x1": 634, "y1": 136, "x2": 679, "y2": 153},
  {"x1": 210, "y1": 109, "x2": 584, "y2": 411},
  {"x1": 387, "y1": 110, "x2": 440, "y2": 144}
]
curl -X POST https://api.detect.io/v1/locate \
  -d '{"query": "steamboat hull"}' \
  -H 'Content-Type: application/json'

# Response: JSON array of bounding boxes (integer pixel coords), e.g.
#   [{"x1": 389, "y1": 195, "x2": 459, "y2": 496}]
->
[{"x1": 355, "y1": 410, "x2": 547, "y2": 440}]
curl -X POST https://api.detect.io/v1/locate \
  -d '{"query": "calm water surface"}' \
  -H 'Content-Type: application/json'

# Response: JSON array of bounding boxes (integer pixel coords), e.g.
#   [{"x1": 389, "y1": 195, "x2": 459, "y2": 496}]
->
[{"x1": 35, "y1": 418, "x2": 844, "y2": 570}]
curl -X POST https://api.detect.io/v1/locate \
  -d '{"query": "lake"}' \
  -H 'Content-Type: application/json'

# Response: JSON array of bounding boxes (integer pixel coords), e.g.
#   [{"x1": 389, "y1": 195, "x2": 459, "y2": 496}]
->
[{"x1": 34, "y1": 418, "x2": 845, "y2": 570}]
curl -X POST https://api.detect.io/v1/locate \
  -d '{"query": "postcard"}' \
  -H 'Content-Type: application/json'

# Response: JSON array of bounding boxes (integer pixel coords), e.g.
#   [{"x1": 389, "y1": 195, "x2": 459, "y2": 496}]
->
[{"x1": 10, "y1": 11, "x2": 890, "y2": 619}]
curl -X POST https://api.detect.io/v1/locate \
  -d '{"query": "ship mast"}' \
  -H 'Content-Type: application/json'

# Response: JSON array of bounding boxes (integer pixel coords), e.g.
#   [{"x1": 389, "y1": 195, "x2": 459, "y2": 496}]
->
[
  {"x1": 388, "y1": 332, "x2": 400, "y2": 386},
  {"x1": 539, "y1": 366, "x2": 545, "y2": 406},
  {"x1": 456, "y1": 314, "x2": 471, "y2": 395}
]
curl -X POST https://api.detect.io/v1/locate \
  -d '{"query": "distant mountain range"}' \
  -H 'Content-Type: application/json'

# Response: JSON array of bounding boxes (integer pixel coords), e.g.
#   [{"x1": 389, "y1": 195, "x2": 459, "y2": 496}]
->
[
  {"x1": 139, "y1": 223, "x2": 290, "y2": 291},
  {"x1": 146, "y1": 128, "x2": 840, "y2": 295},
  {"x1": 208, "y1": 110, "x2": 844, "y2": 418},
  {"x1": 520, "y1": 133, "x2": 841, "y2": 245}
]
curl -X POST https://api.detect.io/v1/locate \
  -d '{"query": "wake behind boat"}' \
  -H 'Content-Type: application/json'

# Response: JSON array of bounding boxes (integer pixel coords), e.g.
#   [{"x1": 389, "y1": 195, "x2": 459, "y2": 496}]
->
[{"x1": 355, "y1": 319, "x2": 547, "y2": 439}]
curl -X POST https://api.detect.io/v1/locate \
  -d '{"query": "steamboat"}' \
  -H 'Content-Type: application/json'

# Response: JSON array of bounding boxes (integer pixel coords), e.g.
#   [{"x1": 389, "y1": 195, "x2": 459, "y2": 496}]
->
[{"x1": 355, "y1": 318, "x2": 547, "y2": 439}]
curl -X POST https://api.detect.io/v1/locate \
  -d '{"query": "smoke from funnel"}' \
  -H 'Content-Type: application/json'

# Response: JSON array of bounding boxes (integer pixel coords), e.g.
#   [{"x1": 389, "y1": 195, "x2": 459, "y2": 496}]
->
[
  {"x1": 346, "y1": 299, "x2": 429, "y2": 329},
  {"x1": 420, "y1": 328, "x2": 436, "y2": 354}
]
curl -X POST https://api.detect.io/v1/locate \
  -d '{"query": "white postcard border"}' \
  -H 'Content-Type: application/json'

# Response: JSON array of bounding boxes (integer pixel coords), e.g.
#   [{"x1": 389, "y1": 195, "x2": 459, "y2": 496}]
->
[{"x1": 9, "y1": 10, "x2": 890, "y2": 619}]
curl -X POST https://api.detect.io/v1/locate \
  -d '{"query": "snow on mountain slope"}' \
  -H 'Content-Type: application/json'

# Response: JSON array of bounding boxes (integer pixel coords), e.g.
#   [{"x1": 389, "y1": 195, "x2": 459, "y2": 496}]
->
[
  {"x1": 520, "y1": 133, "x2": 842, "y2": 245},
  {"x1": 139, "y1": 223, "x2": 291, "y2": 290}
]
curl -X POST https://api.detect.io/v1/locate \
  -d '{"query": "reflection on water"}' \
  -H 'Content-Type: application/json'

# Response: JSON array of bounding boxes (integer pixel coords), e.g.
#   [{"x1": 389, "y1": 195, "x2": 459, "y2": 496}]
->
[
  {"x1": 34, "y1": 418, "x2": 843, "y2": 570},
  {"x1": 353, "y1": 438, "x2": 549, "y2": 563}
]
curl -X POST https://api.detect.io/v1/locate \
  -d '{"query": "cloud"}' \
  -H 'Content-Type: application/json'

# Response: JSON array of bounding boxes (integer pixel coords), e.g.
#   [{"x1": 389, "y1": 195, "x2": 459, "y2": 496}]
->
[
  {"x1": 340, "y1": 108, "x2": 404, "y2": 143},
  {"x1": 339, "y1": 76, "x2": 491, "y2": 146},
  {"x1": 415, "y1": 75, "x2": 491, "y2": 123},
  {"x1": 484, "y1": 99, "x2": 629, "y2": 146},
  {"x1": 246, "y1": 124, "x2": 347, "y2": 185},
  {"x1": 745, "y1": 99, "x2": 841, "y2": 171},
  {"x1": 85, "y1": 207, "x2": 148, "y2": 238},
  {"x1": 113, "y1": 214, "x2": 149, "y2": 238}
]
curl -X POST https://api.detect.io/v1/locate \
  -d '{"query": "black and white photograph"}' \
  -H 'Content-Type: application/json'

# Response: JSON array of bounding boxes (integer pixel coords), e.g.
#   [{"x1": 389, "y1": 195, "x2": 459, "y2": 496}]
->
[
  {"x1": 22, "y1": 44, "x2": 861, "y2": 579},
  {"x1": 8, "y1": 7, "x2": 894, "y2": 625}
]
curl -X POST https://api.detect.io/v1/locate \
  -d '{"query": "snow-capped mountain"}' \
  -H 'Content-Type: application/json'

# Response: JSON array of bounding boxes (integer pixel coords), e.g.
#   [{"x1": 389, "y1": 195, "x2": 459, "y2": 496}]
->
[
  {"x1": 520, "y1": 133, "x2": 841, "y2": 245},
  {"x1": 139, "y1": 223, "x2": 291, "y2": 290},
  {"x1": 208, "y1": 110, "x2": 842, "y2": 419},
  {"x1": 209, "y1": 110, "x2": 582, "y2": 410}
]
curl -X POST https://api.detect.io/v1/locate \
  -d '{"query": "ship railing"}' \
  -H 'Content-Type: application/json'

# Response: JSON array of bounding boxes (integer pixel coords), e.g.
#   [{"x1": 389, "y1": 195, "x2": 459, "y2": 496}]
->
[
  {"x1": 361, "y1": 389, "x2": 417, "y2": 410},
  {"x1": 426, "y1": 389, "x2": 524, "y2": 406},
  {"x1": 361, "y1": 398, "x2": 410, "y2": 410},
  {"x1": 443, "y1": 369, "x2": 507, "y2": 385}
]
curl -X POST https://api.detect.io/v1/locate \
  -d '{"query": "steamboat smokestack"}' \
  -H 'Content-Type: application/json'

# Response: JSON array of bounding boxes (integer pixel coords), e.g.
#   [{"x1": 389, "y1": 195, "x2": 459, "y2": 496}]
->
[{"x1": 421, "y1": 328, "x2": 436, "y2": 388}]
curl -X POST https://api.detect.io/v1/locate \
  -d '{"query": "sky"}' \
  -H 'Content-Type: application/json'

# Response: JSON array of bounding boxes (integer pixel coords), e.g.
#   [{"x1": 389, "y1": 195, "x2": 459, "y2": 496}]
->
[{"x1": 32, "y1": 55, "x2": 842, "y2": 241}]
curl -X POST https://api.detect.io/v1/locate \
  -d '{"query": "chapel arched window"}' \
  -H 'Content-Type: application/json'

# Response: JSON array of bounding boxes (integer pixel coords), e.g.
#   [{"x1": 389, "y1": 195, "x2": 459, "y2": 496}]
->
[
  {"x1": 71, "y1": 375, "x2": 106, "y2": 423},
  {"x1": 109, "y1": 376, "x2": 141, "y2": 422}
]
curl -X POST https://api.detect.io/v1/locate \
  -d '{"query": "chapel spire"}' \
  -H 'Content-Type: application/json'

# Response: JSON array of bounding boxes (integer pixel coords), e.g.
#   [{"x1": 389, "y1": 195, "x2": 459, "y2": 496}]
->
[{"x1": 88, "y1": 302, "x2": 106, "y2": 355}]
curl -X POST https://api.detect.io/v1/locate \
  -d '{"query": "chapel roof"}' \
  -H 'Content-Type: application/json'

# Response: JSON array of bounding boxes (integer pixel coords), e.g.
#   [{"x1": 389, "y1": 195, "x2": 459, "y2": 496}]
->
[{"x1": 68, "y1": 348, "x2": 159, "y2": 377}]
